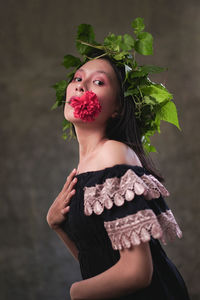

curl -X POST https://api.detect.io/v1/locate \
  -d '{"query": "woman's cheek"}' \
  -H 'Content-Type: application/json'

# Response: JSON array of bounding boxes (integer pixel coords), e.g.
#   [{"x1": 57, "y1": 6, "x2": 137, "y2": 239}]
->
[
  {"x1": 64, "y1": 103, "x2": 73, "y2": 121},
  {"x1": 66, "y1": 84, "x2": 72, "y2": 100},
  {"x1": 102, "y1": 94, "x2": 116, "y2": 112}
]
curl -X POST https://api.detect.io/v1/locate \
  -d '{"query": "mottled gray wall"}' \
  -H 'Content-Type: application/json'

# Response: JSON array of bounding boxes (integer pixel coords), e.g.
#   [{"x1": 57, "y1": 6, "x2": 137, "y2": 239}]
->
[{"x1": 0, "y1": 0, "x2": 199, "y2": 299}]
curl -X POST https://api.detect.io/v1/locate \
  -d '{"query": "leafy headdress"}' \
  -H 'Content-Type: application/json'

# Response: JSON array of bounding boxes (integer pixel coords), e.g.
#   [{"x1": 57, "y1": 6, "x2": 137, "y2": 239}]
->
[{"x1": 52, "y1": 17, "x2": 181, "y2": 153}]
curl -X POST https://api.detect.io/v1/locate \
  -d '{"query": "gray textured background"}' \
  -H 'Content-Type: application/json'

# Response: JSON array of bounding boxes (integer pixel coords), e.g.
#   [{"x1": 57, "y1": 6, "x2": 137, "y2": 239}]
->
[{"x1": 0, "y1": 0, "x2": 199, "y2": 299}]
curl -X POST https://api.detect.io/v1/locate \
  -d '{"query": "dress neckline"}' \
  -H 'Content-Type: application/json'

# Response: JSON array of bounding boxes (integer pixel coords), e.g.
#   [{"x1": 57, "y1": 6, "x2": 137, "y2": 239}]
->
[{"x1": 75, "y1": 163, "x2": 145, "y2": 178}]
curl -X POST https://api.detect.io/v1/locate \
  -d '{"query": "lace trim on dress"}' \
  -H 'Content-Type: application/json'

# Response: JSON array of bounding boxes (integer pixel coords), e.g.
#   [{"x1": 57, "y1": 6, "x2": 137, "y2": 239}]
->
[
  {"x1": 157, "y1": 209, "x2": 183, "y2": 244},
  {"x1": 104, "y1": 209, "x2": 182, "y2": 250},
  {"x1": 84, "y1": 169, "x2": 170, "y2": 216}
]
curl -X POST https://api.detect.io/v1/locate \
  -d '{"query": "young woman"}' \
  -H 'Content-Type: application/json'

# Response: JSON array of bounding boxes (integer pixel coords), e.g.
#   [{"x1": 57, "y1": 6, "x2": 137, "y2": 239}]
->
[{"x1": 47, "y1": 57, "x2": 190, "y2": 299}]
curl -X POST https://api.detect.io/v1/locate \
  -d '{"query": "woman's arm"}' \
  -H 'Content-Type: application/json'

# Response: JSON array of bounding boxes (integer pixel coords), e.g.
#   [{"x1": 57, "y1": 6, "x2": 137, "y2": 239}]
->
[
  {"x1": 70, "y1": 242, "x2": 153, "y2": 300},
  {"x1": 46, "y1": 168, "x2": 79, "y2": 261},
  {"x1": 53, "y1": 227, "x2": 79, "y2": 261}
]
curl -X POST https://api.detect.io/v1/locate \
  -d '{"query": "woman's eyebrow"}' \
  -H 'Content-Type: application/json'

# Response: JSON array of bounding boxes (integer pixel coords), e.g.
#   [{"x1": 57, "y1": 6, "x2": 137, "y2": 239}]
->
[
  {"x1": 76, "y1": 68, "x2": 84, "y2": 72},
  {"x1": 95, "y1": 70, "x2": 111, "y2": 80},
  {"x1": 77, "y1": 68, "x2": 111, "y2": 80}
]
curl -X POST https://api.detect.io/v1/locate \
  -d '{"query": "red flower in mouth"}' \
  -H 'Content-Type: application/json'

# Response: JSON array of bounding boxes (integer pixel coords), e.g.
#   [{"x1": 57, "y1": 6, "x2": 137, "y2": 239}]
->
[{"x1": 70, "y1": 91, "x2": 102, "y2": 122}]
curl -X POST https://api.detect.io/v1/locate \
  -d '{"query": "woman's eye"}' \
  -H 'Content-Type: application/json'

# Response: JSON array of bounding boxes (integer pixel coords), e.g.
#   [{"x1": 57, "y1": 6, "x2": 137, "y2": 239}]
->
[
  {"x1": 73, "y1": 77, "x2": 82, "y2": 82},
  {"x1": 94, "y1": 80, "x2": 104, "y2": 86}
]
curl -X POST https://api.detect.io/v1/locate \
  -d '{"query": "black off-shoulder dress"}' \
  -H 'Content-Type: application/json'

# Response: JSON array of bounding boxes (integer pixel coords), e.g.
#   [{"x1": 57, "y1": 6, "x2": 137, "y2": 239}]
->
[{"x1": 61, "y1": 164, "x2": 190, "y2": 299}]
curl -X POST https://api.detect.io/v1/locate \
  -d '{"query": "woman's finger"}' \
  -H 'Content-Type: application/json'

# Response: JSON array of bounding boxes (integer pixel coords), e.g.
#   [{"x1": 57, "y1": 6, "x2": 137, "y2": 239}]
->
[
  {"x1": 63, "y1": 189, "x2": 76, "y2": 204},
  {"x1": 64, "y1": 169, "x2": 77, "y2": 189},
  {"x1": 61, "y1": 206, "x2": 70, "y2": 215},
  {"x1": 66, "y1": 177, "x2": 77, "y2": 193},
  {"x1": 62, "y1": 168, "x2": 77, "y2": 192}
]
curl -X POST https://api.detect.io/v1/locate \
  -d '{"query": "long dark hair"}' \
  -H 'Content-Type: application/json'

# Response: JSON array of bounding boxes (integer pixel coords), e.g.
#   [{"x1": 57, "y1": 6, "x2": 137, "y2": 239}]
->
[
  {"x1": 69, "y1": 53, "x2": 164, "y2": 182},
  {"x1": 101, "y1": 57, "x2": 164, "y2": 182}
]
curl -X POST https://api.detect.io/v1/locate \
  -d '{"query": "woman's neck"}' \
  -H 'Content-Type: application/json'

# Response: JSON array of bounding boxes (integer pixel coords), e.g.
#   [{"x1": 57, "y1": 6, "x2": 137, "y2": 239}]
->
[{"x1": 74, "y1": 124, "x2": 108, "y2": 164}]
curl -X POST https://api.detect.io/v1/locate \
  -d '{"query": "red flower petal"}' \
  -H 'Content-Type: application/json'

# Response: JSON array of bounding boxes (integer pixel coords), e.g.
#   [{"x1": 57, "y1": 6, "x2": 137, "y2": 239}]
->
[{"x1": 70, "y1": 91, "x2": 102, "y2": 122}]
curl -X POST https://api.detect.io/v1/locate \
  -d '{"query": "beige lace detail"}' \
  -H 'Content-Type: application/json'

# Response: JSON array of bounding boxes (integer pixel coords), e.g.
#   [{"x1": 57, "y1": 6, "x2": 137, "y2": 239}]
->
[
  {"x1": 84, "y1": 169, "x2": 170, "y2": 216},
  {"x1": 157, "y1": 210, "x2": 182, "y2": 244},
  {"x1": 104, "y1": 209, "x2": 182, "y2": 250},
  {"x1": 141, "y1": 174, "x2": 170, "y2": 200}
]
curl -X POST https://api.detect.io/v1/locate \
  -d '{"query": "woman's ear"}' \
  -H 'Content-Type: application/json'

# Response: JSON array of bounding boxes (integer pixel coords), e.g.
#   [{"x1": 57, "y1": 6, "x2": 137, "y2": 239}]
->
[{"x1": 111, "y1": 111, "x2": 119, "y2": 118}]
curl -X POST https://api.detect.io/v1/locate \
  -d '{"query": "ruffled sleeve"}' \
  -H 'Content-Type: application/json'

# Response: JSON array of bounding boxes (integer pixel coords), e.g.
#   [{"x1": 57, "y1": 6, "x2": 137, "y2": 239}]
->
[{"x1": 83, "y1": 164, "x2": 182, "y2": 250}]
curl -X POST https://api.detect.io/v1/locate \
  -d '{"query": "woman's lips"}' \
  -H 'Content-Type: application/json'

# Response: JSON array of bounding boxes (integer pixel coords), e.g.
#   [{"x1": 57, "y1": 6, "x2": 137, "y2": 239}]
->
[{"x1": 66, "y1": 96, "x2": 77, "y2": 104}]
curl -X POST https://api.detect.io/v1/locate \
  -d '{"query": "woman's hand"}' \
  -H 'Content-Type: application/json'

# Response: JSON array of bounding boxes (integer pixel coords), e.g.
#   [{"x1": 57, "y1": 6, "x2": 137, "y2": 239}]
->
[
  {"x1": 70, "y1": 282, "x2": 77, "y2": 300},
  {"x1": 46, "y1": 168, "x2": 78, "y2": 230}
]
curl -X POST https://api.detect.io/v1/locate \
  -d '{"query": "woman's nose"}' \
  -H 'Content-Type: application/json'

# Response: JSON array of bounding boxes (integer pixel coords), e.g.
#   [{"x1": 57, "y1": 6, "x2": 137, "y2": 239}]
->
[{"x1": 75, "y1": 83, "x2": 85, "y2": 92}]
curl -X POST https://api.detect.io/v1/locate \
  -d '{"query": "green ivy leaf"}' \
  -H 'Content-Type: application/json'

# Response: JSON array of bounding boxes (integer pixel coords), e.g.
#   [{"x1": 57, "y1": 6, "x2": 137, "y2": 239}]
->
[
  {"x1": 51, "y1": 80, "x2": 67, "y2": 108},
  {"x1": 151, "y1": 114, "x2": 162, "y2": 133},
  {"x1": 113, "y1": 51, "x2": 128, "y2": 60},
  {"x1": 143, "y1": 95, "x2": 157, "y2": 105},
  {"x1": 67, "y1": 70, "x2": 76, "y2": 83},
  {"x1": 145, "y1": 143, "x2": 157, "y2": 153},
  {"x1": 124, "y1": 90, "x2": 134, "y2": 97},
  {"x1": 51, "y1": 101, "x2": 60, "y2": 110},
  {"x1": 130, "y1": 66, "x2": 164, "y2": 78},
  {"x1": 76, "y1": 24, "x2": 96, "y2": 55},
  {"x1": 104, "y1": 34, "x2": 122, "y2": 52},
  {"x1": 131, "y1": 69, "x2": 146, "y2": 78},
  {"x1": 62, "y1": 132, "x2": 68, "y2": 140},
  {"x1": 62, "y1": 121, "x2": 75, "y2": 140},
  {"x1": 62, "y1": 55, "x2": 82, "y2": 69},
  {"x1": 142, "y1": 135, "x2": 157, "y2": 153},
  {"x1": 132, "y1": 17, "x2": 145, "y2": 35},
  {"x1": 62, "y1": 119, "x2": 71, "y2": 131},
  {"x1": 120, "y1": 34, "x2": 135, "y2": 50},
  {"x1": 135, "y1": 32, "x2": 153, "y2": 55},
  {"x1": 52, "y1": 80, "x2": 67, "y2": 91},
  {"x1": 131, "y1": 66, "x2": 166, "y2": 78},
  {"x1": 140, "y1": 84, "x2": 173, "y2": 103},
  {"x1": 140, "y1": 65, "x2": 166, "y2": 74},
  {"x1": 157, "y1": 101, "x2": 181, "y2": 130},
  {"x1": 124, "y1": 88, "x2": 140, "y2": 97}
]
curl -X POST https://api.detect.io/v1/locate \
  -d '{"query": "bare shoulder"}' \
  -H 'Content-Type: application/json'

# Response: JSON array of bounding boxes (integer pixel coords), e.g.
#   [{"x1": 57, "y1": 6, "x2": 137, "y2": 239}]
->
[{"x1": 97, "y1": 139, "x2": 142, "y2": 168}]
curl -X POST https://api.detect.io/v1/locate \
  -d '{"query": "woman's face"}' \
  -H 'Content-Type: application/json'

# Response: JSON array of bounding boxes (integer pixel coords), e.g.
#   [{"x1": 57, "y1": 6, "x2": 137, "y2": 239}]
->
[{"x1": 64, "y1": 59, "x2": 119, "y2": 126}]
